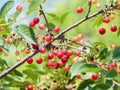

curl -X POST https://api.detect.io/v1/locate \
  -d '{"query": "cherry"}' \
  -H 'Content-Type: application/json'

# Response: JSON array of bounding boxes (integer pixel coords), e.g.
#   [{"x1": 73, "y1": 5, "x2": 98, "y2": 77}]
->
[
  {"x1": 109, "y1": 14, "x2": 115, "y2": 20},
  {"x1": 57, "y1": 51, "x2": 63, "y2": 59},
  {"x1": 55, "y1": 63, "x2": 60, "y2": 69},
  {"x1": 35, "y1": 34, "x2": 39, "y2": 39},
  {"x1": 33, "y1": 17, "x2": 40, "y2": 24},
  {"x1": 110, "y1": 44, "x2": 116, "y2": 49},
  {"x1": 92, "y1": 0, "x2": 97, "y2": 4},
  {"x1": 45, "y1": 35, "x2": 53, "y2": 42},
  {"x1": 67, "y1": 50, "x2": 73, "y2": 57},
  {"x1": 96, "y1": 3, "x2": 101, "y2": 8},
  {"x1": 75, "y1": 50, "x2": 81, "y2": 56},
  {"x1": 46, "y1": 62, "x2": 57, "y2": 69},
  {"x1": 72, "y1": 56, "x2": 79, "y2": 63},
  {"x1": 103, "y1": 17, "x2": 110, "y2": 23},
  {"x1": 110, "y1": 25, "x2": 117, "y2": 32},
  {"x1": 62, "y1": 49, "x2": 68, "y2": 55},
  {"x1": 79, "y1": 39, "x2": 85, "y2": 45},
  {"x1": 54, "y1": 26, "x2": 60, "y2": 32},
  {"x1": 117, "y1": 68, "x2": 120, "y2": 74},
  {"x1": 117, "y1": 2, "x2": 120, "y2": 7},
  {"x1": 16, "y1": 5, "x2": 23, "y2": 11},
  {"x1": 53, "y1": 49, "x2": 58, "y2": 55},
  {"x1": 99, "y1": 28, "x2": 106, "y2": 35},
  {"x1": 64, "y1": 65, "x2": 70, "y2": 72},
  {"x1": 39, "y1": 47, "x2": 46, "y2": 54},
  {"x1": 57, "y1": 60, "x2": 64, "y2": 67},
  {"x1": 107, "y1": 65, "x2": 112, "y2": 70},
  {"x1": 77, "y1": 34, "x2": 84, "y2": 40},
  {"x1": 91, "y1": 73, "x2": 98, "y2": 80},
  {"x1": 48, "y1": 53, "x2": 54, "y2": 60},
  {"x1": 27, "y1": 0, "x2": 32, "y2": 3},
  {"x1": 39, "y1": 24, "x2": 45, "y2": 30},
  {"x1": 76, "y1": 7, "x2": 83, "y2": 13},
  {"x1": 36, "y1": 58, "x2": 43, "y2": 64},
  {"x1": 73, "y1": 36, "x2": 79, "y2": 42},
  {"x1": 76, "y1": 73, "x2": 81, "y2": 79},
  {"x1": 111, "y1": 62, "x2": 117, "y2": 68},
  {"x1": 61, "y1": 55, "x2": 69, "y2": 63},
  {"x1": 25, "y1": 49, "x2": 31, "y2": 54},
  {"x1": 5, "y1": 38, "x2": 10, "y2": 44},
  {"x1": 0, "y1": 48, "x2": 3, "y2": 53},
  {"x1": 27, "y1": 85, "x2": 33, "y2": 90},
  {"x1": 29, "y1": 21, "x2": 35, "y2": 27},
  {"x1": 15, "y1": 50, "x2": 20, "y2": 56},
  {"x1": 31, "y1": 44, "x2": 39, "y2": 49},
  {"x1": 27, "y1": 58, "x2": 33, "y2": 64}
]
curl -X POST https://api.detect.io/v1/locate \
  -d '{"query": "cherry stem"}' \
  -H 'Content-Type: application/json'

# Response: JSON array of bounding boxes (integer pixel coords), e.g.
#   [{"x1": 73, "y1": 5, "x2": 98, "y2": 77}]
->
[{"x1": 86, "y1": 0, "x2": 92, "y2": 18}]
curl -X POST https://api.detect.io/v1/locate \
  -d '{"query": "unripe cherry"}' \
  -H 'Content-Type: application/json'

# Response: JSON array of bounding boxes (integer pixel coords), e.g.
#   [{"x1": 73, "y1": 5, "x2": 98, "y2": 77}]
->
[
  {"x1": 5, "y1": 38, "x2": 10, "y2": 44},
  {"x1": 36, "y1": 58, "x2": 43, "y2": 64},
  {"x1": 73, "y1": 36, "x2": 79, "y2": 42},
  {"x1": 27, "y1": 0, "x2": 32, "y2": 3},
  {"x1": 27, "y1": 58, "x2": 33, "y2": 64},
  {"x1": 39, "y1": 24, "x2": 45, "y2": 30},
  {"x1": 33, "y1": 17, "x2": 40, "y2": 24},
  {"x1": 99, "y1": 28, "x2": 106, "y2": 35},
  {"x1": 75, "y1": 50, "x2": 81, "y2": 56},
  {"x1": 117, "y1": 68, "x2": 120, "y2": 74},
  {"x1": 25, "y1": 49, "x2": 31, "y2": 54},
  {"x1": 117, "y1": 2, "x2": 120, "y2": 7},
  {"x1": 110, "y1": 44, "x2": 116, "y2": 49},
  {"x1": 15, "y1": 50, "x2": 20, "y2": 56},
  {"x1": 54, "y1": 26, "x2": 60, "y2": 32},
  {"x1": 110, "y1": 25, "x2": 117, "y2": 32},
  {"x1": 76, "y1": 7, "x2": 83, "y2": 13},
  {"x1": 96, "y1": 3, "x2": 101, "y2": 8},
  {"x1": 16, "y1": 5, "x2": 23, "y2": 11},
  {"x1": 77, "y1": 34, "x2": 84, "y2": 40},
  {"x1": 91, "y1": 73, "x2": 98, "y2": 80},
  {"x1": 109, "y1": 14, "x2": 115, "y2": 20},
  {"x1": 92, "y1": 0, "x2": 97, "y2": 4},
  {"x1": 103, "y1": 17, "x2": 110, "y2": 23}
]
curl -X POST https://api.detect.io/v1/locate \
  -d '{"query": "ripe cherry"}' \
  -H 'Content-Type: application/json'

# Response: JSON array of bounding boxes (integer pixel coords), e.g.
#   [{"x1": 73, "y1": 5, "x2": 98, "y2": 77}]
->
[
  {"x1": 36, "y1": 58, "x2": 43, "y2": 64},
  {"x1": 61, "y1": 55, "x2": 69, "y2": 63},
  {"x1": 0, "y1": 48, "x2": 3, "y2": 53},
  {"x1": 75, "y1": 50, "x2": 81, "y2": 56},
  {"x1": 110, "y1": 25, "x2": 117, "y2": 32},
  {"x1": 111, "y1": 62, "x2": 117, "y2": 68},
  {"x1": 57, "y1": 51, "x2": 63, "y2": 59},
  {"x1": 31, "y1": 44, "x2": 39, "y2": 49},
  {"x1": 62, "y1": 49, "x2": 68, "y2": 55},
  {"x1": 76, "y1": 7, "x2": 83, "y2": 13},
  {"x1": 27, "y1": 85, "x2": 33, "y2": 90},
  {"x1": 67, "y1": 50, "x2": 73, "y2": 57},
  {"x1": 103, "y1": 17, "x2": 110, "y2": 23},
  {"x1": 54, "y1": 26, "x2": 60, "y2": 32},
  {"x1": 39, "y1": 24, "x2": 45, "y2": 30},
  {"x1": 91, "y1": 73, "x2": 98, "y2": 80},
  {"x1": 29, "y1": 21, "x2": 35, "y2": 27},
  {"x1": 76, "y1": 73, "x2": 81, "y2": 79},
  {"x1": 99, "y1": 28, "x2": 106, "y2": 35},
  {"x1": 39, "y1": 47, "x2": 46, "y2": 54},
  {"x1": 64, "y1": 65, "x2": 70, "y2": 72},
  {"x1": 27, "y1": 58, "x2": 33, "y2": 64},
  {"x1": 45, "y1": 35, "x2": 53, "y2": 42},
  {"x1": 48, "y1": 53, "x2": 54, "y2": 60},
  {"x1": 33, "y1": 17, "x2": 40, "y2": 24},
  {"x1": 16, "y1": 5, "x2": 23, "y2": 11},
  {"x1": 46, "y1": 61, "x2": 57, "y2": 69}
]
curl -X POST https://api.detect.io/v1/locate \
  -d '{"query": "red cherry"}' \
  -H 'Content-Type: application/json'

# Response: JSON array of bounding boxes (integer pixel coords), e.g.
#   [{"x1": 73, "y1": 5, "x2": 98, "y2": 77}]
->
[
  {"x1": 27, "y1": 58, "x2": 33, "y2": 64},
  {"x1": 39, "y1": 24, "x2": 45, "y2": 30},
  {"x1": 16, "y1": 5, "x2": 23, "y2": 11},
  {"x1": 0, "y1": 48, "x2": 3, "y2": 53},
  {"x1": 91, "y1": 73, "x2": 98, "y2": 80},
  {"x1": 76, "y1": 73, "x2": 81, "y2": 79},
  {"x1": 64, "y1": 65, "x2": 70, "y2": 72},
  {"x1": 103, "y1": 17, "x2": 110, "y2": 23},
  {"x1": 55, "y1": 63, "x2": 60, "y2": 69},
  {"x1": 36, "y1": 58, "x2": 43, "y2": 64},
  {"x1": 61, "y1": 55, "x2": 69, "y2": 63},
  {"x1": 67, "y1": 50, "x2": 73, "y2": 57},
  {"x1": 57, "y1": 60, "x2": 64, "y2": 67},
  {"x1": 39, "y1": 47, "x2": 46, "y2": 54},
  {"x1": 76, "y1": 7, "x2": 83, "y2": 13},
  {"x1": 29, "y1": 21, "x2": 35, "y2": 27},
  {"x1": 99, "y1": 28, "x2": 106, "y2": 35},
  {"x1": 62, "y1": 49, "x2": 68, "y2": 55},
  {"x1": 75, "y1": 50, "x2": 81, "y2": 56},
  {"x1": 33, "y1": 17, "x2": 40, "y2": 24},
  {"x1": 57, "y1": 51, "x2": 63, "y2": 59},
  {"x1": 111, "y1": 62, "x2": 117, "y2": 68},
  {"x1": 107, "y1": 65, "x2": 112, "y2": 70},
  {"x1": 54, "y1": 26, "x2": 60, "y2": 32},
  {"x1": 35, "y1": 34, "x2": 39, "y2": 39},
  {"x1": 45, "y1": 35, "x2": 53, "y2": 42},
  {"x1": 5, "y1": 38, "x2": 10, "y2": 44},
  {"x1": 48, "y1": 53, "x2": 54, "y2": 60},
  {"x1": 110, "y1": 25, "x2": 117, "y2": 32},
  {"x1": 31, "y1": 44, "x2": 39, "y2": 49},
  {"x1": 53, "y1": 49, "x2": 58, "y2": 55},
  {"x1": 46, "y1": 62, "x2": 57, "y2": 69},
  {"x1": 27, "y1": 85, "x2": 33, "y2": 90}
]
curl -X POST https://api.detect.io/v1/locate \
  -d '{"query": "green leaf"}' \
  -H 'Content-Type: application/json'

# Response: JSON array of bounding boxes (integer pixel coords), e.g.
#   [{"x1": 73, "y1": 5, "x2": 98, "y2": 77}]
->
[
  {"x1": 99, "y1": 48, "x2": 108, "y2": 60},
  {"x1": 60, "y1": 12, "x2": 69, "y2": 24},
  {"x1": 93, "y1": 42, "x2": 107, "y2": 51},
  {"x1": 93, "y1": 15, "x2": 103, "y2": 27},
  {"x1": 15, "y1": 25, "x2": 37, "y2": 44},
  {"x1": 77, "y1": 79, "x2": 95, "y2": 90},
  {"x1": 114, "y1": 75, "x2": 120, "y2": 82},
  {"x1": 0, "y1": 36, "x2": 5, "y2": 46},
  {"x1": 70, "y1": 61, "x2": 102, "y2": 79},
  {"x1": 27, "y1": 0, "x2": 43, "y2": 15},
  {"x1": 106, "y1": 69, "x2": 117, "y2": 79},
  {"x1": 117, "y1": 27, "x2": 120, "y2": 37},
  {"x1": 13, "y1": 70, "x2": 23, "y2": 77},
  {"x1": 91, "y1": 83, "x2": 111, "y2": 90},
  {"x1": 13, "y1": 11, "x2": 21, "y2": 20},
  {"x1": 110, "y1": 47, "x2": 120, "y2": 60},
  {"x1": 0, "y1": 1, "x2": 14, "y2": 19},
  {"x1": 9, "y1": 81, "x2": 26, "y2": 87}
]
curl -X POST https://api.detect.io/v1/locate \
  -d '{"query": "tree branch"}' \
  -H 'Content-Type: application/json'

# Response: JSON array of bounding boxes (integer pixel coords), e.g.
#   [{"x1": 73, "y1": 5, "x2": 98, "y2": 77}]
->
[
  {"x1": 86, "y1": 0, "x2": 92, "y2": 18},
  {"x1": 53, "y1": 5, "x2": 117, "y2": 40},
  {"x1": 0, "y1": 49, "x2": 39, "y2": 79},
  {"x1": 113, "y1": 80, "x2": 120, "y2": 87}
]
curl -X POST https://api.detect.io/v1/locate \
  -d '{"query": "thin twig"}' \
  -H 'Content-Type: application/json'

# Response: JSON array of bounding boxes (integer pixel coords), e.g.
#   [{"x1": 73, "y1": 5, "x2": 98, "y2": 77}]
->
[
  {"x1": 40, "y1": 5, "x2": 50, "y2": 31},
  {"x1": 113, "y1": 80, "x2": 120, "y2": 87},
  {"x1": 86, "y1": 0, "x2": 92, "y2": 18}
]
